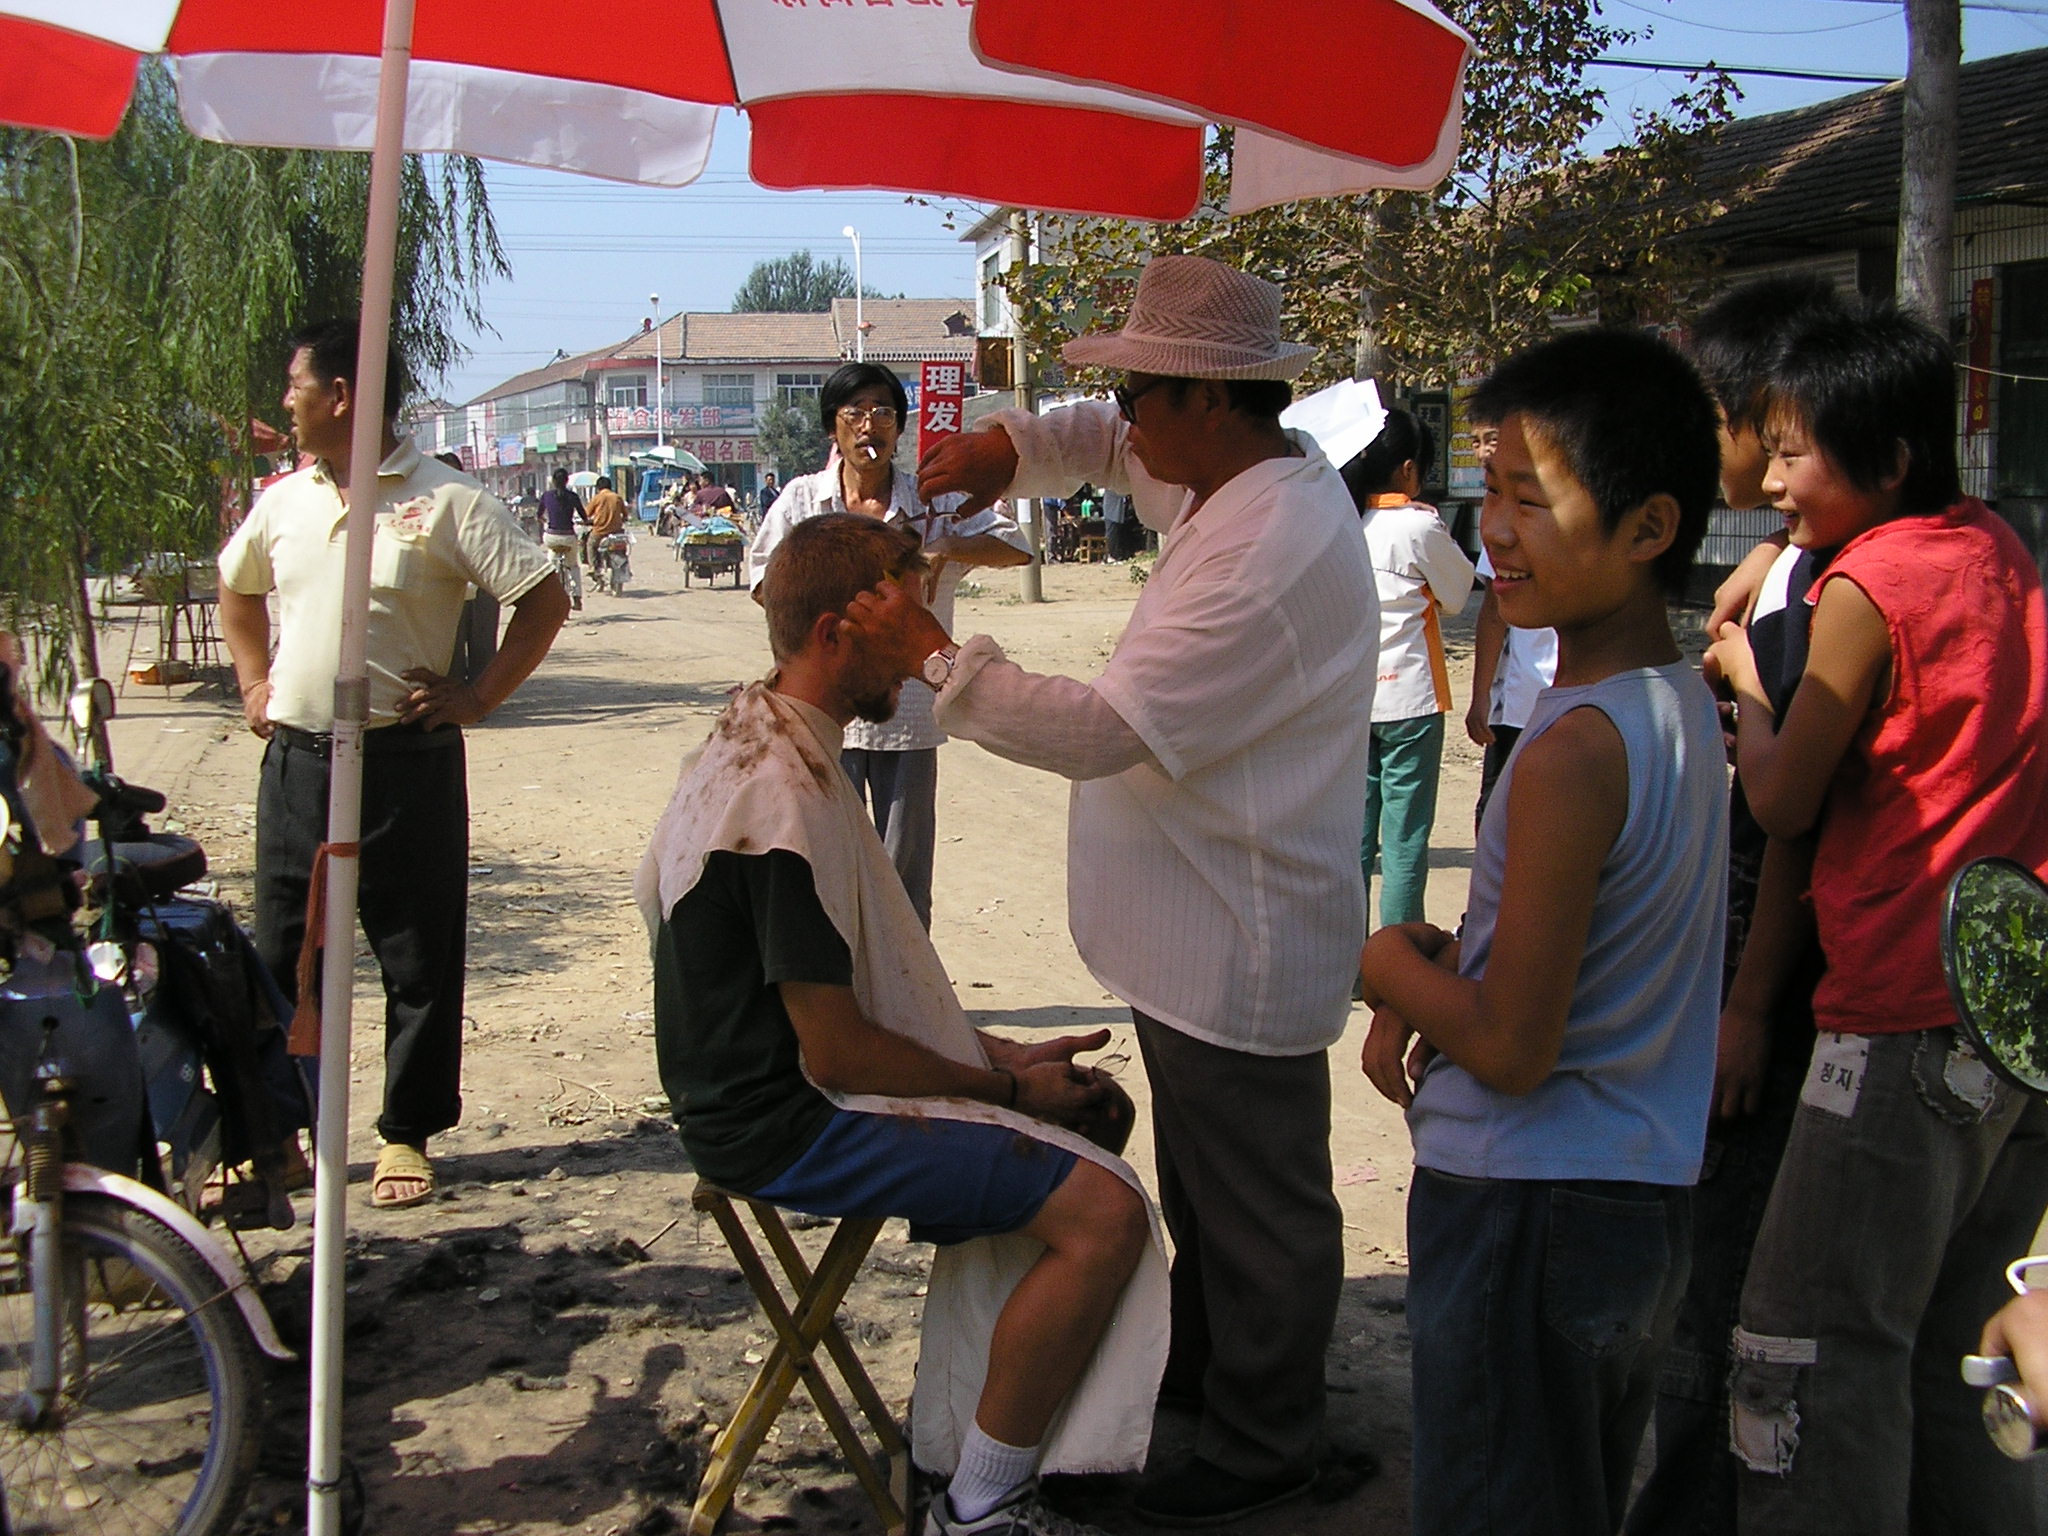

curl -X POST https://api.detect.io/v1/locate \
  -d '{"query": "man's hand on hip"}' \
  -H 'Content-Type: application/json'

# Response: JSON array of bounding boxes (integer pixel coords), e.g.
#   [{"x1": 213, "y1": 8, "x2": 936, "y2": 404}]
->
[
  {"x1": 917, "y1": 429, "x2": 1018, "y2": 516},
  {"x1": 239, "y1": 679, "x2": 276, "y2": 740},
  {"x1": 839, "y1": 579, "x2": 953, "y2": 679},
  {"x1": 398, "y1": 668, "x2": 487, "y2": 729}
]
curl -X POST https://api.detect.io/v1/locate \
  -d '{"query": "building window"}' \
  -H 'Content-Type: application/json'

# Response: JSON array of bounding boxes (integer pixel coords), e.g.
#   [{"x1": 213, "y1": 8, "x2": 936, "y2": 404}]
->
[
  {"x1": 981, "y1": 252, "x2": 1004, "y2": 332},
  {"x1": 775, "y1": 372, "x2": 825, "y2": 410},
  {"x1": 607, "y1": 377, "x2": 647, "y2": 408},
  {"x1": 704, "y1": 373, "x2": 755, "y2": 409}
]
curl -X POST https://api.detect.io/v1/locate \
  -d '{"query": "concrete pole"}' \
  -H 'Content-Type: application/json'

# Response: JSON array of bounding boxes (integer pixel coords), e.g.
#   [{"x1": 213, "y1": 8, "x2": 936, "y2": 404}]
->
[
  {"x1": 1011, "y1": 210, "x2": 1043, "y2": 604},
  {"x1": 1898, "y1": 0, "x2": 1960, "y2": 326}
]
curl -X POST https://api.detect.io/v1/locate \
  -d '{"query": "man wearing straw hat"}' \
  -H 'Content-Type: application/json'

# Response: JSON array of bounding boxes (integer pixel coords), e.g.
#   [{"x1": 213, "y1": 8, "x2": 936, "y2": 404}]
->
[{"x1": 849, "y1": 255, "x2": 1379, "y2": 1525}]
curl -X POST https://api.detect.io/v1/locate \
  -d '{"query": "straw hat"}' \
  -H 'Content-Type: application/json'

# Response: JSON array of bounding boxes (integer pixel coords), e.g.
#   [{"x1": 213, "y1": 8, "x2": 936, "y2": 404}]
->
[{"x1": 1062, "y1": 255, "x2": 1316, "y2": 381}]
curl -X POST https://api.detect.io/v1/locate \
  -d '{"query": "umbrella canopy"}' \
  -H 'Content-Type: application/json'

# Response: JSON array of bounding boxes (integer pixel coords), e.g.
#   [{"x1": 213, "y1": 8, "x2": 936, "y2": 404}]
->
[
  {"x1": 2, "y1": 0, "x2": 1467, "y2": 217},
  {"x1": 632, "y1": 445, "x2": 709, "y2": 475}
]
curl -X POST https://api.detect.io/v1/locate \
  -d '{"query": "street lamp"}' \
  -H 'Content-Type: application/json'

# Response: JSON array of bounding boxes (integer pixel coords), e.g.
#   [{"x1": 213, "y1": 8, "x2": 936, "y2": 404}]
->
[
  {"x1": 842, "y1": 225, "x2": 863, "y2": 362},
  {"x1": 649, "y1": 292, "x2": 665, "y2": 448}
]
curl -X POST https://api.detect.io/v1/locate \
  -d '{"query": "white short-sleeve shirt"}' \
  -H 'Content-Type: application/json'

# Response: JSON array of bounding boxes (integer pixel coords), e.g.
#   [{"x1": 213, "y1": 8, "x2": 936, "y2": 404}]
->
[
  {"x1": 217, "y1": 439, "x2": 552, "y2": 732},
  {"x1": 1476, "y1": 549, "x2": 1559, "y2": 730},
  {"x1": 1362, "y1": 499, "x2": 1475, "y2": 721}
]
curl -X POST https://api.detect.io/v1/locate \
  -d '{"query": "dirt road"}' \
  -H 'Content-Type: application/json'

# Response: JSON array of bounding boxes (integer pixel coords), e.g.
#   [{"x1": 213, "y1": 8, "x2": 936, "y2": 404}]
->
[{"x1": 102, "y1": 540, "x2": 1487, "y2": 1536}]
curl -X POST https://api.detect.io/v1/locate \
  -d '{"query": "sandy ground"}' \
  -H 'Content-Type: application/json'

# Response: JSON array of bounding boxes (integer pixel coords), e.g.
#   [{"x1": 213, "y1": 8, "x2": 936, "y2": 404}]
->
[{"x1": 96, "y1": 543, "x2": 1497, "y2": 1536}]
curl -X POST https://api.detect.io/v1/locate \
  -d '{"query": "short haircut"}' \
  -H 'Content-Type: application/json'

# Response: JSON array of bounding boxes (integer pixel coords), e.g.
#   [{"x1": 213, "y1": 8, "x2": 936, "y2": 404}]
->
[
  {"x1": 596, "y1": 475, "x2": 612, "y2": 490},
  {"x1": 551, "y1": 467, "x2": 569, "y2": 486},
  {"x1": 1343, "y1": 405, "x2": 1434, "y2": 506},
  {"x1": 1471, "y1": 329, "x2": 1721, "y2": 595},
  {"x1": 1764, "y1": 301, "x2": 1960, "y2": 517},
  {"x1": 1161, "y1": 377, "x2": 1293, "y2": 422},
  {"x1": 1690, "y1": 274, "x2": 1850, "y2": 433},
  {"x1": 819, "y1": 362, "x2": 909, "y2": 435},
  {"x1": 287, "y1": 318, "x2": 406, "y2": 423},
  {"x1": 762, "y1": 513, "x2": 928, "y2": 663}
]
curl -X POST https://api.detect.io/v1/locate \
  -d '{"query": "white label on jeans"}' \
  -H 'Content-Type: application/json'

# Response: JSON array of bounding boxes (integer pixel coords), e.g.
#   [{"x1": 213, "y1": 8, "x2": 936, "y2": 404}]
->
[{"x1": 1801, "y1": 1031, "x2": 1870, "y2": 1118}]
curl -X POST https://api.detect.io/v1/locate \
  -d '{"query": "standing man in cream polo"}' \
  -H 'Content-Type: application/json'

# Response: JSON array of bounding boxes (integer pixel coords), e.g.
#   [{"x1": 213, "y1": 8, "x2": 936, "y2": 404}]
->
[
  {"x1": 219, "y1": 319, "x2": 568, "y2": 1209},
  {"x1": 850, "y1": 256, "x2": 1380, "y2": 1525}
]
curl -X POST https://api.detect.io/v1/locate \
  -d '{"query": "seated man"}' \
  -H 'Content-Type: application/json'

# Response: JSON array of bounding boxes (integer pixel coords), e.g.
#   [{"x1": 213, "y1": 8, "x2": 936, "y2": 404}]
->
[{"x1": 637, "y1": 513, "x2": 1165, "y2": 1536}]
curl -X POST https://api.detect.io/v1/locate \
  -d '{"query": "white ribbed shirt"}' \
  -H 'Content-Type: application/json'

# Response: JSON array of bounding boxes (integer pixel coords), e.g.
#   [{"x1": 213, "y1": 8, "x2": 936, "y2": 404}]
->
[{"x1": 936, "y1": 401, "x2": 1378, "y2": 1056}]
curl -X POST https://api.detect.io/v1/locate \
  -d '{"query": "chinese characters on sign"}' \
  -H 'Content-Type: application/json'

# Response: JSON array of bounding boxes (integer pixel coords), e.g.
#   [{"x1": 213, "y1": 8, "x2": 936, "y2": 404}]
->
[
  {"x1": 1967, "y1": 278, "x2": 1995, "y2": 438},
  {"x1": 920, "y1": 360, "x2": 965, "y2": 449},
  {"x1": 605, "y1": 403, "x2": 750, "y2": 433},
  {"x1": 677, "y1": 437, "x2": 752, "y2": 463}
]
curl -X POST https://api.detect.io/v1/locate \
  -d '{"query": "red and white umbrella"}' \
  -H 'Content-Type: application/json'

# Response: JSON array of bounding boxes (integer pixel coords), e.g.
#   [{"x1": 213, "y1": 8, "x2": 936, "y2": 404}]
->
[
  {"x1": 3, "y1": 0, "x2": 1466, "y2": 216},
  {"x1": 2, "y1": 4, "x2": 1468, "y2": 1531}
]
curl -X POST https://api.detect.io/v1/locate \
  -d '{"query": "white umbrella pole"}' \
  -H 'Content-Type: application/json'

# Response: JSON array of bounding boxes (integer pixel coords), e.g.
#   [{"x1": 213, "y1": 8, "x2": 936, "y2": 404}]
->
[{"x1": 307, "y1": 1, "x2": 415, "y2": 1532}]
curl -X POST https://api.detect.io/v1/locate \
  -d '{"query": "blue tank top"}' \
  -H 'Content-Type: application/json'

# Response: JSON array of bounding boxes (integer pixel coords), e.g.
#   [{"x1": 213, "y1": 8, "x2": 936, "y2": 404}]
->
[{"x1": 1409, "y1": 662, "x2": 1727, "y2": 1184}]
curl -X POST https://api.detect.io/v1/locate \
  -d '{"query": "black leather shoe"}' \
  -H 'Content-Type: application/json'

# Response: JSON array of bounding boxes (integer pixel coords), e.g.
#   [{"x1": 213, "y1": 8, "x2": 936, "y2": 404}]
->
[{"x1": 1131, "y1": 1456, "x2": 1314, "y2": 1528}]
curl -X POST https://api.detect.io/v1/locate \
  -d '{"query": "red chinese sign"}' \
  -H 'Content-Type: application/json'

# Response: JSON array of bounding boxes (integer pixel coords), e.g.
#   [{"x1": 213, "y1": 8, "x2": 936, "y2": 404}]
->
[
  {"x1": 920, "y1": 360, "x2": 966, "y2": 447},
  {"x1": 677, "y1": 437, "x2": 753, "y2": 463},
  {"x1": 1966, "y1": 277, "x2": 1995, "y2": 438}
]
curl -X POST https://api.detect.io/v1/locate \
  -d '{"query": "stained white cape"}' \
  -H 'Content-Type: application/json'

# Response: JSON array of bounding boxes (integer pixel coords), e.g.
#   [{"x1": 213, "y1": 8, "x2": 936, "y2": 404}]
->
[{"x1": 635, "y1": 683, "x2": 1168, "y2": 1474}]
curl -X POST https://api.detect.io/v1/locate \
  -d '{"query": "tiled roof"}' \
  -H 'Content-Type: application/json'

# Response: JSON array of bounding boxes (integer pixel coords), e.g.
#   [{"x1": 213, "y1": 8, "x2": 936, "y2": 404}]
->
[
  {"x1": 465, "y1": 342, "x2": 619, "y2": 405},
  {"x1": 607, "y1": 312, "x2": 840, "y2": 363},
  {"x1": 830, "y1": 298, "x2": 978, "y2": 363},
  {"x1": 1700, "y1": 45, "x2": 2048, "y2": 256}
]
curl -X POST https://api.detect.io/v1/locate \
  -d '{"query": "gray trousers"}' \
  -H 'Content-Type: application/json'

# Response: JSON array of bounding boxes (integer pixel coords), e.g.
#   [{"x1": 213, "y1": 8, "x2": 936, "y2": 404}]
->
[
  {"x1": 1733, "y1": 1027, "x2": 2048, "y2": 1536},
  {"x1": 1135, "y1": 1011, "x2": 1344, "y2": 1481},
  {"x1": 840, "y1": 746, "x2": 937, "y2": 929}
]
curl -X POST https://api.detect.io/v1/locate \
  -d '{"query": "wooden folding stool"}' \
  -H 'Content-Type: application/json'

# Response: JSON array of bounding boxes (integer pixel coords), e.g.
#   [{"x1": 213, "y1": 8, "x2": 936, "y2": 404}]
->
[{"x1": 689, "y1": 1181, "x2": 910, "y2": 1536}]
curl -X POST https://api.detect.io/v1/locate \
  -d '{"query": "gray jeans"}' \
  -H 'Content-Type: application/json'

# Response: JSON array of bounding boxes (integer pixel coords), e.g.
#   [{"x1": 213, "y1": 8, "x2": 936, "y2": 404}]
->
[
  {"x1": 1733, "y1": 1027, "x2": 2048, "y2": 1536},
  {"x1": 840, "y1": 747, "x2": 937, "y2": 929}
]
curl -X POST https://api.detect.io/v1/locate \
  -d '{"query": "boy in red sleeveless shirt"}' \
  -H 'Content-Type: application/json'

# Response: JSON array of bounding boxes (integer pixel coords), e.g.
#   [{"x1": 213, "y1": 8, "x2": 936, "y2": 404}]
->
[{"x1": 1706, "y1": 304, "x2": 2048, "y2": 1533}]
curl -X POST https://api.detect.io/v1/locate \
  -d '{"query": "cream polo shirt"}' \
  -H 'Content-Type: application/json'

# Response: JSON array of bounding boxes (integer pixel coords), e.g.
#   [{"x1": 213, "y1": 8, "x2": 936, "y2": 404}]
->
[
  {"x1": 218, "y1": 439, "x2": 553, "y2": 733},
  {"x1": 746, "y1": 463, "x2": 1030, "y2": 753},
  {"x1": 938, "y1": 400, "x2": 1378, "y2": 1056},
  {"x1": 1363, "y1": 498, "x2": 1474, "y2": 722}
]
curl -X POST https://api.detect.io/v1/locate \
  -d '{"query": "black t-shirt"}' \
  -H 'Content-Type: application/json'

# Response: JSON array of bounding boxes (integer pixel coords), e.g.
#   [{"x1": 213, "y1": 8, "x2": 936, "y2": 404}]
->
[{"x1": 653, "y1": 847, "x2": 851, "y2": 1189}]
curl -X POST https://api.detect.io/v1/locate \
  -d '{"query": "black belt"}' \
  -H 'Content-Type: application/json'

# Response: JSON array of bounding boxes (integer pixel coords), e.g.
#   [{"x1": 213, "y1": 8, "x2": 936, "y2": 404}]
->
[{"x1": 273, "y1": 720, "x2": 460, "y2": 758}]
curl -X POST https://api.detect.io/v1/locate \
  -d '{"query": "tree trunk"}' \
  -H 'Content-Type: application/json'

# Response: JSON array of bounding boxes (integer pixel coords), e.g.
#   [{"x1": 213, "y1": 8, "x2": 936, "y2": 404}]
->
[
  {"x1": 1898, "y1": 0, "x2": 1960, "y2": 326},
  {"x1": 1354, "y1": 205, "x2": 1386, "y2": 383}
]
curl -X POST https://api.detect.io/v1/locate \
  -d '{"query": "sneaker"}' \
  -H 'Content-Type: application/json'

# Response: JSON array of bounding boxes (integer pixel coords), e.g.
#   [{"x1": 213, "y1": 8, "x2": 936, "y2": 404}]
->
[
  {"x1": 1130, "y1": 1455, "x2": 1314, "y2": 1527},
  {"x1": 931, "y1": 1485, "x2": 1111, "y2": 1536}
]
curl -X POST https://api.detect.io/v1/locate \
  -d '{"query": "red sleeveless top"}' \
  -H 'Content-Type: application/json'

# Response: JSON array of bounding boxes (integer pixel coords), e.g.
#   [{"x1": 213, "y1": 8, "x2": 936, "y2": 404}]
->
[{"x1": 1809, "y1": 499, "x2": 2048, "y2": 1034}]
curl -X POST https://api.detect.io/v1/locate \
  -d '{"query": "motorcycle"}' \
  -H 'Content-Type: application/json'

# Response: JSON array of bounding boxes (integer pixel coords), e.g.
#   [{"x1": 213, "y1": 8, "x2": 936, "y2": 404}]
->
[
  {"x1": 592, "y1": 529, "x2": 632, "y2": 595},
  {"x1": 0, "y1": 667, "x2": 298, "y2": 1534}
]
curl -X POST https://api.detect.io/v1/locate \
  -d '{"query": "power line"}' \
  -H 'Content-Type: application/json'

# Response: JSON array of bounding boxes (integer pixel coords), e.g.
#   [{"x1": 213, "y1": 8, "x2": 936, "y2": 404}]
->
[
  {"x1": 1804, "y1": 0, "x2": 2048, "y2": 12},
  {"x1": 1591, "y1": 55, "x2": 1899, "y2": 82},
  {"x1": 1607, "y1": 0, "x2": 1892, "y2": 34}
]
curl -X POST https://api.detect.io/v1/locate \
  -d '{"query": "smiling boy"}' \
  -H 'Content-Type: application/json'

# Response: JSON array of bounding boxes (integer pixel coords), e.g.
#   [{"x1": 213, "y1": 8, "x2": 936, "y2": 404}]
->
[{"x1": 1359, "y1": 330, "x2": 1728, "y2": 1534}]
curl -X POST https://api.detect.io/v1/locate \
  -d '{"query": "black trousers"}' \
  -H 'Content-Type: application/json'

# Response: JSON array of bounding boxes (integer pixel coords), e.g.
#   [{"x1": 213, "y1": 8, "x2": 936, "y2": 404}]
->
[
  {"x1": 254, "y1": 724, "x2": 468, "y2": 1145},
  {"x1": 1135, "y1": 1011, "x2": 1344, "y2": 1482}
]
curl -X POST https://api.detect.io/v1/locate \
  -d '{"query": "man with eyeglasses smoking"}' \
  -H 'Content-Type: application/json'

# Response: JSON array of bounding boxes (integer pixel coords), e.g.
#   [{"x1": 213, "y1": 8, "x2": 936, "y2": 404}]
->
[{"x1": 747, "y1": 362, "x2": 1031, "y2": 928}]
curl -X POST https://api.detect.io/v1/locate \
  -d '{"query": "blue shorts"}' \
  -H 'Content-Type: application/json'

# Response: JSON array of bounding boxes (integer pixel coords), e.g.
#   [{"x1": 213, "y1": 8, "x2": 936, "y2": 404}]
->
[{"x1": 748, "y1": 1108, "x2": 1078, "y2": 1246}]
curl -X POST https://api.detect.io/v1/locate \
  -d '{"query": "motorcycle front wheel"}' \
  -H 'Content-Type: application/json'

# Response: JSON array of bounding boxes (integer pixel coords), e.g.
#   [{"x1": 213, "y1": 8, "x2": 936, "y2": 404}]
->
[{"x1": 0, "y1": 1193, "x2": 265, "y2": 1536}]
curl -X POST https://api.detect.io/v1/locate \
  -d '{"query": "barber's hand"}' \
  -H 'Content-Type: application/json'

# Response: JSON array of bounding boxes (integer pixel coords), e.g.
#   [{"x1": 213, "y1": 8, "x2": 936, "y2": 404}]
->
[
  {"x1": 239, "y1": 678, "x2": 277, "y2": 740},
  {"x1": 839, "y1": 579, "x2": 954, "y2": 679},
  {"x1": 1012, "y1": 1059, "x2": 1107, "y2": 1127},
  {"x1": 918, "y1": 431, "x2": 1018, "y2": 517},
  {"x1": 398, "y1": 668, "x2": 488, "y2": 730}
]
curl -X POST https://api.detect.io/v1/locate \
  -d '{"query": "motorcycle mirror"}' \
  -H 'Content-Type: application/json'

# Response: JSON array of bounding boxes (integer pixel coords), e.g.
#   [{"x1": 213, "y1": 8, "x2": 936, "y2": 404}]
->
[
  {"x1": 67, "y1": 678, "x2": 114, "y2": 734},
  {"x1": 1943, "y1": 857, "x2": 2048, "y2": 1096}
]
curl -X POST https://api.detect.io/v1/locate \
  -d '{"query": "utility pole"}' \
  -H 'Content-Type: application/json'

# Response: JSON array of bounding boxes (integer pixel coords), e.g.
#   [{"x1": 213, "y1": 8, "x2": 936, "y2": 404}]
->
[
  {"x1": 1898, "y1": 0, "x2": 1960, "y2": 326},
  {"x1": 1010, "y1": 209, "x2": 1043, "y2": 604}
]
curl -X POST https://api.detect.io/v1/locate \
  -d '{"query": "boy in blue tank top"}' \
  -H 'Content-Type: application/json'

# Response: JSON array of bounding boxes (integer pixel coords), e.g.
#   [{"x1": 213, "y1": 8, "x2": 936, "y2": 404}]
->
[{"x1": 1359, "y1": 329, "x2": 1730, "y2": 1535}]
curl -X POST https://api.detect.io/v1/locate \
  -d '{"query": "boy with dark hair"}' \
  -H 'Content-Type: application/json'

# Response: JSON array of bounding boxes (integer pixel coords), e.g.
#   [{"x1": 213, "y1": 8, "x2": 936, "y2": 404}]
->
[
  {"x1": 1629, "y1": 274, "x2": 1852, "y2": 1536},
  {"x1": 1360, "y1": 328, "x2": 1728, "y2": 1534},
  {"x1": 1707, "y1": 302, "x2": 2048, "y2": 1533}
]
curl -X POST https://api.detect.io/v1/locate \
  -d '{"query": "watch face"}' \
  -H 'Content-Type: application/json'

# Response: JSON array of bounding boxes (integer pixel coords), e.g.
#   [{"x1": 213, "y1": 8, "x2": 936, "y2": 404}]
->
[
  {"x1": 1985, "y1": 1384, "x2": 2044, "y2": 1460},
  {"x1": 922, "y1": 651, "x2": 953, "y2": 688}
]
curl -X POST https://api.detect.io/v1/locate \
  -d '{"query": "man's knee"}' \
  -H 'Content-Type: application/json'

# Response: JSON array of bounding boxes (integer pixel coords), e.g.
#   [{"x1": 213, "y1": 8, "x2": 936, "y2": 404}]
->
[{"x1": 1044, "y1": 1159, "x2": 1147, "y2": 1271}]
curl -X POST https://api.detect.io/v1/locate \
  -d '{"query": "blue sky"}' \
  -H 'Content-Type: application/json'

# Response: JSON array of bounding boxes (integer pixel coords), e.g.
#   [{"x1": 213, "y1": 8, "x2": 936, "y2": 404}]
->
[{"x1": 438, "y1": 0, "x2": 2048, "y2": 405}]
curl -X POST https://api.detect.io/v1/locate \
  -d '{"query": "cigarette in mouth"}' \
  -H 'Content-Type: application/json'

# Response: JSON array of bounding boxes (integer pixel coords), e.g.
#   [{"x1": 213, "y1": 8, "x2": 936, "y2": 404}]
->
[{"x1": 860, "y1": 445, "x2": 879, "y2": 461}]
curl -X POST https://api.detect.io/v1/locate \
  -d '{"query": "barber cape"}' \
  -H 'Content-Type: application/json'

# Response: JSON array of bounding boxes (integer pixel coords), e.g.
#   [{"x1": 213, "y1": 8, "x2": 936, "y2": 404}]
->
[{"x1": 636, "y1": 683, "x2": 1168, "y2": 1474}]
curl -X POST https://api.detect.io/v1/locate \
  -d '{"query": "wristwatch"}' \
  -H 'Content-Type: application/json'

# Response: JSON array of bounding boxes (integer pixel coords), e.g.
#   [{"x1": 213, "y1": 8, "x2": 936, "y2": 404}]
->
[{"x1": 921, "y1": 644, "x2": 960, "y2": 690}]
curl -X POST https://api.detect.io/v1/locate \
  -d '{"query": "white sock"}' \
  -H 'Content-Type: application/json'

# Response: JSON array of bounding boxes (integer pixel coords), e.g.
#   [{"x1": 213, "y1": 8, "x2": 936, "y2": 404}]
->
[{"x1": 948, "y1": 1424, "x2": 1040, "y2": 1522}]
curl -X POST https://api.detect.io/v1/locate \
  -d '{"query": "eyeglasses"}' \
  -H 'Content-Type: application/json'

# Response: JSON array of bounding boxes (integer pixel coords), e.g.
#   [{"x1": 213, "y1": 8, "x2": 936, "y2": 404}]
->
[
  {"x1": 1113, "y1": 377, "x2": 1173, "y2": 423},
  {"x1": 836, "y1": 405, "x2": 900, "y2": 428}
]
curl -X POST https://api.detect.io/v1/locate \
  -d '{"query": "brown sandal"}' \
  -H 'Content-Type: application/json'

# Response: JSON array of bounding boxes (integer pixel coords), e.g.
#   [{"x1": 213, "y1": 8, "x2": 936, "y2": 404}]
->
[{"x1": 370, "y1": 1142, "x2": 435, "y2": 1209}]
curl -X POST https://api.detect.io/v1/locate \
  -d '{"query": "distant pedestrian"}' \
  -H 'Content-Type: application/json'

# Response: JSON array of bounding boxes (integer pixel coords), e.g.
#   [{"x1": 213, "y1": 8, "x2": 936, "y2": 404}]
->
[{"x1": 539, "y1": 467, "x2": 585, "y2": 610}]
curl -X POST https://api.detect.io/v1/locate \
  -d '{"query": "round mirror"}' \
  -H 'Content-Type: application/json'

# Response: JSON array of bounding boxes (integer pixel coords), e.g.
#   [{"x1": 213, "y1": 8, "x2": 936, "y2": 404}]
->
[
  {"x1": 67, "y1": 678, "x2": 113, "y2": 734},
  {"x1": 1943, "y1": 857, "x2": 2048, "y2": 1095}
]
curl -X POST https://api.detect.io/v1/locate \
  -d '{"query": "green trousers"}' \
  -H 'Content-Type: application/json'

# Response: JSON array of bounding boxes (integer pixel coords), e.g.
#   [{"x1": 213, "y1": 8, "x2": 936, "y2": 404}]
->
[{"x1": 1362, "y1": 712, "x2": 1446, "y2": 927}]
